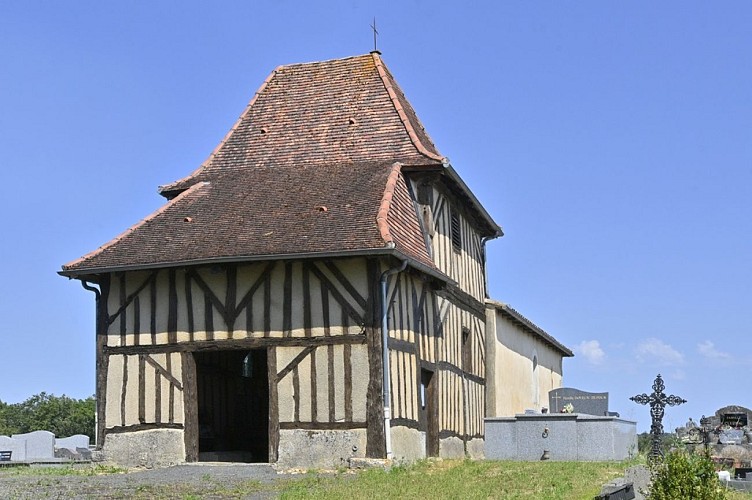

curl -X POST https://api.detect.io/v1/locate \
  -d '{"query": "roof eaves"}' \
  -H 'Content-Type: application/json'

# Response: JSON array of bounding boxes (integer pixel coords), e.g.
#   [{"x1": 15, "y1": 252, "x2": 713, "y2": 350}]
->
[
  {"x1": 59, "y1": 246, "x2": 452, "y2": 285},
  {"x1": 371, "y1": 52, "x2": 445, "y2": 163},
  {"x1": 486, "y1": 299, "x2": 574, "y2": 357},
  {"x1": 443, "y1": 162, "x2": 503, "y2": 238},
  {"x1": 157, "y1": 66, "x2": 282, "y2": 198},
  {"x1": 61, "y1": 181, "x2": 211, "y2": 273}
]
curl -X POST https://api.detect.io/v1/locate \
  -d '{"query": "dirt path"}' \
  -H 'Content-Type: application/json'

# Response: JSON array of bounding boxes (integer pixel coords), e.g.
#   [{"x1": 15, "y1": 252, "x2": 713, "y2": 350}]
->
[{"x1": 0, "y1": 463, "x2": 300, "y2": 499}]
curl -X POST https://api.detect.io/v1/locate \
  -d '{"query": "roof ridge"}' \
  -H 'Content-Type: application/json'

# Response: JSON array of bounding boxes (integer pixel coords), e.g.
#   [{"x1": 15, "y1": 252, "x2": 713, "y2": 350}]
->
[
  {"x1": 371, "y1": 53, "x2": 445, "y2": 163},
  {"x1": 376, "y1": 162, "x2": 403, "y2": 246},
  {"x1": 62, "y1": 182, "x2": 210, "y2": 272},
  {"x1": 157, "y1": 66, "x2": 281, "y2": 196},
  {"x1": 277, "y1": 53, "x2": 373, "y2": 69}
]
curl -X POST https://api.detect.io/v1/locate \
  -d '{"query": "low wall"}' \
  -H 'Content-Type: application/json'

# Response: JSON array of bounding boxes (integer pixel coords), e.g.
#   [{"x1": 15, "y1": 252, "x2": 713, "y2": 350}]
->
[{"x1": 485, "y1": 413, "x2": 637, "y2": 461}]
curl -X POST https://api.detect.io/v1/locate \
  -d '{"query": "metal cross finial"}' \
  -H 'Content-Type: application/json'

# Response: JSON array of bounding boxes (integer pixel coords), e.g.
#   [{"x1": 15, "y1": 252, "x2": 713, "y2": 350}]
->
[
  {"x1": 370, "y1": 17, "x2": 379, "y2": 52},
  {"x1": 630, "y1": 374, "x2": 686, "y2": 460}
]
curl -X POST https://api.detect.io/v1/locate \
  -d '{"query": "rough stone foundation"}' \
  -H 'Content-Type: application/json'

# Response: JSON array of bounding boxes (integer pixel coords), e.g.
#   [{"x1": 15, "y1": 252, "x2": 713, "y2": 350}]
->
[
  {"x1": 102, "y1": 429, "x2": 185, "y2": 468},
  {"x1": 466, "y1": 437, "x2": 485, "y2": 459},
  {"x1": 390, "y1": 426, "x2": 424, "y2": 462},
  {"x1": 439, "y1": 436, "x2": 465, "y2": 458},
  {"x1": 277, "y1": 429, "x2": 367, "y2": 469}
]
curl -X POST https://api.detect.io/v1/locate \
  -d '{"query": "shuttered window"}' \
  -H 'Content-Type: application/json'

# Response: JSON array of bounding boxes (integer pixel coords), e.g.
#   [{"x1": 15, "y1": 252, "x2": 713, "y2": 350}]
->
[{"x1": 451, "y1": 208, "x2": 462, "y2": 251}]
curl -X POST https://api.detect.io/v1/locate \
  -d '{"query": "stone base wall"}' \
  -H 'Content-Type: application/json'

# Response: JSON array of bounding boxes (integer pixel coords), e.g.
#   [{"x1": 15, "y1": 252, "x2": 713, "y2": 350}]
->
[
  {"x1": 390, "y1": 426, "x2": 424, "y2": 462},
  {"x1": 277, "y1": 428, "x2": 367, "y2": 469},
  {"x1": 102, "y1": 429, "x2": 185, "y2": 468},
  {"x1": 440, "y1": 435, "x2": 465, "y2": 458},
  {"x1": 466, "y1": 437, "x2": 484, "y2": 459}
]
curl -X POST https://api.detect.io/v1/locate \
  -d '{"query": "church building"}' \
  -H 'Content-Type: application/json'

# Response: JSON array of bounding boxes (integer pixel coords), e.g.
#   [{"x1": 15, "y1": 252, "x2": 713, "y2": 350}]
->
[
  {"x1": 61, "y1": 52, "x2": 569, "y2": 468},
  {"x1": 485, "y1": 300, "x2": 574, "y2": 417}
]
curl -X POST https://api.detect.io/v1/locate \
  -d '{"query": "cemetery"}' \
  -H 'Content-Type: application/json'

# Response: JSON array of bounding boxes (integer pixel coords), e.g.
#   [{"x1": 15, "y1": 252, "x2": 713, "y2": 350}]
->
[
  {"x1": 2, "y1": 374, "x2": 751, "y2": 498},
  {"x1": 675, "y1": 405, "x2": 752, "y2": 487},
  {"x1": 0, "y1": 430, "x2": 91, "y2": 464},
  {"x1": 485, "y1": 387, "x2": 637, "y2": 462}
]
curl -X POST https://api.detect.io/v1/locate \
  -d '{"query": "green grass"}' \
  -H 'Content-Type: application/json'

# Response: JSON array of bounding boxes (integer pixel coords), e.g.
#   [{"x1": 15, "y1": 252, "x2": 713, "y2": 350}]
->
[
  {"x1": 277, "y1": 459, "x2": 752, "y2": 500},
  {"x1": 278, "y1": 458, "x2": 642, "y2": 500},
  {"x1": 0, "y1": 463, "x2": 126, "y2": 476},
  {"x1": 2, "y1": 459, "x2": 750, "y2": 499}
]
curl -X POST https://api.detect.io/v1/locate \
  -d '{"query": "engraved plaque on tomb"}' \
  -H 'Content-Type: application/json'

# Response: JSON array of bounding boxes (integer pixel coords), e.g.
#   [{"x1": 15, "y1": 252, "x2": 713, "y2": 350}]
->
[{"x1": 549, "y1": 387, "x2": 609, "y2": 415}]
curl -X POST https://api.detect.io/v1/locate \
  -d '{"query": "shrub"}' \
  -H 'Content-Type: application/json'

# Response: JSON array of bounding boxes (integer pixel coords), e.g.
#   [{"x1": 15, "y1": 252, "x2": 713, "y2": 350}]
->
[{"x1": 648, "y1": 449, "x2": 726, "y2": 500}]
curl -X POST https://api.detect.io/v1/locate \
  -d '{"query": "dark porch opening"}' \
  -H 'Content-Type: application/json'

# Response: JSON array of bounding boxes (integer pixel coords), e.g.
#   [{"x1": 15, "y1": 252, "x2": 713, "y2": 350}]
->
[{"x1": 194, "y1": 349, "x2": 269, "y2": 462}]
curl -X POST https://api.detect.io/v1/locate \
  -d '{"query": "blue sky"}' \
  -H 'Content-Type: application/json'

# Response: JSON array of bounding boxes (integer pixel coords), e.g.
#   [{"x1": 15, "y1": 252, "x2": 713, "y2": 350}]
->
[{"x1": 1, "y1": 1, "x2": 750, "y2": 433}]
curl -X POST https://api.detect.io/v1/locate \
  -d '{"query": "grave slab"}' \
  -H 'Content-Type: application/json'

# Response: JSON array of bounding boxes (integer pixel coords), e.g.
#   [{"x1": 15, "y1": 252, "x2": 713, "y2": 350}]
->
[
  {"x1": 55, "y1": 435, "x2": 90, "y2": 452},
  {"x1": 0, "y1": 436, "x2": 26, "y2": 461},
  {"x1": 12, "y1": 430, "x2": 55, "y2": 460},
  {"x1": 549, "y1": 387, "x2": 609, "y2": 416}
]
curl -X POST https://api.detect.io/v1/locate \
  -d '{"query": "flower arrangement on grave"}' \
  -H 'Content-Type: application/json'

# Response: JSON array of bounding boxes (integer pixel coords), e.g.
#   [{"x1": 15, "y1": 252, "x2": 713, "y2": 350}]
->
[{"x1": 561, "y1": 403, "x2": 574, "y2": 413}]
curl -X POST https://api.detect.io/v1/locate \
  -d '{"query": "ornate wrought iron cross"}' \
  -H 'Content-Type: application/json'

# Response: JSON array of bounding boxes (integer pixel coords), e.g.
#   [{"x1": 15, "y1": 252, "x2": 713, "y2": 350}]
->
[{"x1": 630, "y1": 374, "x2": 686, "y2": 459}]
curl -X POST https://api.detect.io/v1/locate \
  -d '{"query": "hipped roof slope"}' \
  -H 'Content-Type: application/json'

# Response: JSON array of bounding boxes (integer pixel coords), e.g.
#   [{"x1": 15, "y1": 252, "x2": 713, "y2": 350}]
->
[
  {"x1": 159, "y1": 53, "x2": 443, "y2": 198},
  {"x1": 62, "y1": 53, "x2": 498, "y2": 278}
]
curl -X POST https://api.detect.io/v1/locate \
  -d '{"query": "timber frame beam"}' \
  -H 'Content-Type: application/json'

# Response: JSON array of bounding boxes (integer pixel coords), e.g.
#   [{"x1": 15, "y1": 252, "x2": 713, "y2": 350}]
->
[{"x1": 104, "y1": 334, "x2": 366, "y2": 355}]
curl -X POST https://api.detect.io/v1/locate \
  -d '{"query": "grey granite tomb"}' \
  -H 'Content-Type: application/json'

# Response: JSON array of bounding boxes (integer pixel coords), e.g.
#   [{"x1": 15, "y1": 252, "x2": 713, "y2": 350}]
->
[
  {"x1": 485, "y1": 413, "x2": 637, "y2": 461},
  {"x1": 55, "y1": 434, "x2": 90, "y2": 453},
  {"x1": 549, "y1": 387, "x2": 609, "y2": 415},
  {"x1": 12, "y1": 430, "x2": 55, "y2": 460},
  {"x1": 0, "y1": 436, "x2": 26, "y2": 461}
]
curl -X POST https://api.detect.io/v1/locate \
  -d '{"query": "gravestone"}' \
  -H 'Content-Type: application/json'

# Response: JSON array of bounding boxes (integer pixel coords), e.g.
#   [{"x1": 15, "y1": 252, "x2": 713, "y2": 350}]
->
[
  {"x1": 549, "y1": 387, "x2": 609, "y2": 415},
  {"x1": 0, "y1": 436, "x2": 26, "y2": 461},
  {"x1": 12, "y1": 430, "x2": 55, "y2": 460},
  {"x1": 55, "y1": 435, "x2": 90, "y2": 453},
  {"x1": 76, "y1": 447, "x2": 93, "y2": 460},
  {"x1": 720, "y1": 429, "x2": 744, "y2": 445}
]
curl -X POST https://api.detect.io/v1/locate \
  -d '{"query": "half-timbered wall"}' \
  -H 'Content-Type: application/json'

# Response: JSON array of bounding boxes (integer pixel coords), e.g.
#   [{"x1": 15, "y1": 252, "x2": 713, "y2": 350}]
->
[
  {"x1": 104, "y1": 260, "x2": 367, "y2": 346},
  {"x1": 399, "y1": 175, "x2": 489, "y2": 458},
  {"x1": 96, "y1": 198, "x2": 491, "y2": 465},
  {"x1": 105, "y1": 352, "x2": 184, "y2": 429},
  {"x1": 97, "y1": 258, "x2": 376, "y2": 467},
  {"x1": 411, "y1": 178, "x2": 486, "y2": 300},
  {"x1": 385, "y1": 268, "x2": 486, "y2": 459}
]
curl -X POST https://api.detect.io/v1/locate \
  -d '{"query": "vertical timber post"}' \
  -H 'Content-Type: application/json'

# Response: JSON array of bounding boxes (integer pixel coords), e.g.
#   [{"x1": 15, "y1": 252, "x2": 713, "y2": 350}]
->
[
  {"x1": 268, "y1": 347, "x2": 279, "y2": 463},
  {"x1": 365, "y1": 258, "x2": 386, "y2": 458},
  {"x1": 182, "y1": 352, "x2": 198, "y2": 462}
]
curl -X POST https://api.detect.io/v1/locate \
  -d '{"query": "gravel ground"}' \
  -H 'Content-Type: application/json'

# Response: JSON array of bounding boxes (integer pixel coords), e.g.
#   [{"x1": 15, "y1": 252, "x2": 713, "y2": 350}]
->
[{"x1": 0, "y1": 463, "x2": 301, "y2": 499}]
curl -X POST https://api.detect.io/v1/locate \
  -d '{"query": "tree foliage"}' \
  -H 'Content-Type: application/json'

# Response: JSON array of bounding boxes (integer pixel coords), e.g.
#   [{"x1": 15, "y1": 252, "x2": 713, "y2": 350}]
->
[
  {"x1": 637, "y1": 432, "x2": 682, "y2": 456},
  {"x1": 0, "y1": 393, "x2": 95, "y2": 439},
  {"x1": 648, "y1": 449, "x2": 726, "y2": 500}
]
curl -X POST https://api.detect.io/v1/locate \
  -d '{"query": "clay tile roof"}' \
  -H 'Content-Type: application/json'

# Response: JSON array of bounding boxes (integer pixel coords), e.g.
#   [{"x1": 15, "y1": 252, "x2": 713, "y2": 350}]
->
[
  {"x1": 61, "y1": 161, "x2": 436, "y2": 276},
  {"x1": 159, "y1": 53, "x2": 443, "y2": 198},
  {"x1": 60, "y1": 53, "x2": 473, "y2": 277}
]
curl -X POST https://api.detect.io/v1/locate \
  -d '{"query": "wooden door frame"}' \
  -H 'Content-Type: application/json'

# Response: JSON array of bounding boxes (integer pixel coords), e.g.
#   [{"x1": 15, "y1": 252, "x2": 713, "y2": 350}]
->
[
  {"x1": 421, "y1": 368, "x2": 439, "y2": 457},
  {"x1": 183, "y1": 348, "x2": 277, "y2": 463}
]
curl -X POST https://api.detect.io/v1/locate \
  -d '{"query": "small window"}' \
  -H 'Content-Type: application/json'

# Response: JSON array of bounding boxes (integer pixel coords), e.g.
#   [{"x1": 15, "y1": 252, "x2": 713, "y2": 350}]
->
[
  {"x1": 462, "y1": 327, "x2": 471, "y2": 371},
  {"x1": 417, "y1": 183, "x2": 433, "y2": 205},
  {"x1": 451, "y1": 208, "x2": 462, "y2": 251}
]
